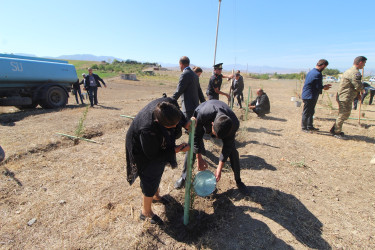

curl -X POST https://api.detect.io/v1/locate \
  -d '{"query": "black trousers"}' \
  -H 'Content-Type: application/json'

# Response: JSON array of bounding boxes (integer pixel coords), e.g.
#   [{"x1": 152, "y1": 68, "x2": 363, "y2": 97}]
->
[
  {"x1": 87, "y1": 86, "x2": 98, "y2": 106},
  {"x1": 353, "y1": 89, "x2": 375, "y2": 109},
  {"x1": 301, "y1": 98, "x2": 318, "y2": 129},
  {"x1": 180, "y1": 141, "x2": 241, "y2": 184},
  {"x1": 234, "y1": 92, "x2": 243, "y2": 108},
  {"x1": 253, "y1": 107, "x2": 266, "y2": 117},
  {"x1": 73, "y1": 88, "x2": 84, "y2": 104}
]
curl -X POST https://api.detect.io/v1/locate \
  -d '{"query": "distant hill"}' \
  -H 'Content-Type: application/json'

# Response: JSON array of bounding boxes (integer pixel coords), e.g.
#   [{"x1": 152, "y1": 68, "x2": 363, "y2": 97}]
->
[
  {"x1": 54, "y1": 54, "x2": 125, "y2": 62},
  {"x1": 224, "y1": 64, "x2": 306, "y2": 74},
  {"x1": 13, "y1": 53, "x2": 373, "y2": 74},
  {"x1": 13, "y1": 53, "x2": 125, "y2": 62}
]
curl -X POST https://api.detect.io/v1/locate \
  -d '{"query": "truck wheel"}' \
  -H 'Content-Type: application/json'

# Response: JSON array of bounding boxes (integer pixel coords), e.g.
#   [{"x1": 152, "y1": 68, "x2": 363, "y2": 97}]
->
[{"x1": 40, "y1": 86, "x2": 68, "y2": 109}]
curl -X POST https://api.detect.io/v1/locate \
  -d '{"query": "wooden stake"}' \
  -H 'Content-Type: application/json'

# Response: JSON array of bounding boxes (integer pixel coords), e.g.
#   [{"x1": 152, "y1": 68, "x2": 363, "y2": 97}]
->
[
  {"x1": 245, "y1": 86, "x2": 251, "y2": 120},
  {"x1": 120, "y1": 115, "x2": 135, "y2": 119},
  {"x1": 229, "y1": 69, "x2": 234, "y2": 108},
  {"x1": 56, "y1": 133, "x2": 100, "y2": 144},
  {"x1": 359, "y1": 68, "x2": 364, "y2": 124}
]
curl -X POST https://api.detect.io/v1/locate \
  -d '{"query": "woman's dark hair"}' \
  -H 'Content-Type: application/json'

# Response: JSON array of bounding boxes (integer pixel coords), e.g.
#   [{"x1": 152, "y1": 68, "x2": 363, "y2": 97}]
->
[
  {"x1": 193, "y1": 67, "x2": 203, "y2": 74},
  {"x1": 153, "y1": 101, "x2": 181, "y2": 127},
  {"x1": 213, "y1": 115, "x2": 232, "y2": 139}
]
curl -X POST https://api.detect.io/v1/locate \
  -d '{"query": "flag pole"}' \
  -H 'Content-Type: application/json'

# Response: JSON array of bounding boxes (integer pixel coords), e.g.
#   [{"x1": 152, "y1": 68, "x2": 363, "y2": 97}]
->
[{"x1": 213, "y1": 0, "x2": 222, "y2": 68}]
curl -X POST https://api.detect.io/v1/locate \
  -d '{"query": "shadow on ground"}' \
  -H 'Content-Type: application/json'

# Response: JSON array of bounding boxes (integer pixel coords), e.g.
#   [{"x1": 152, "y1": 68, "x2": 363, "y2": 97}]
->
[
  {"x1": 203, "y1": 146, "x2": 278, "y2": 172},
  {"x1": 95, "y1": 104, "x2": 121, "y2": 110},
  {"x1": 140, "y1": 187, "x2": 330, "y2": 249},
  {"x1": 1, "y1": 167, "x2": 22, "y2": 186},
  {"x1": 317, "y1": 130, "x2": 375, "y2": 143},
  {"x1": 237, "y1": 139, "x2": 280, "y2": 149},
  {"x1": 243, "y1": 126, "x2": 282, "y2": 136},
  {"x1": 0, "y1": 104, "x2": 86, "y2": 126},
  {"x1": 239, "y1": 155, "x2": 277, "y2": 171},
  {"x1": 261, "y1": 115, "x2": 288, "y2": 122}
]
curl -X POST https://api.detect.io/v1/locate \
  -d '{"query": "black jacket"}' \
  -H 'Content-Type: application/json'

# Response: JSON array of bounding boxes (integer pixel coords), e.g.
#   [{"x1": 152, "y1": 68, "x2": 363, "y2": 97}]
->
[
  {"x1": 231, "y1": 76, "x2": 244, "y2": 95},
  {"x1": 125, "y1": 97, "x2": 186, "y2": 185},
  {"x1": 193, "y1": 100, "x2": 239, "y2": 162},
  {"x1": 72, "y1": 79, "x2": 83, "y2": 90},
  {"x1": 251, "y1": 92, "x2": 270, "y2": 114},
  {"x1": 84, "y1": 73, "x2": 106, "y2": 89},
  {"x1": 172, "y1": 67, "x2": 205, "y2": 114},
  {"x1": 206, "y1": 74, "x2": 223, "y2": 100}
]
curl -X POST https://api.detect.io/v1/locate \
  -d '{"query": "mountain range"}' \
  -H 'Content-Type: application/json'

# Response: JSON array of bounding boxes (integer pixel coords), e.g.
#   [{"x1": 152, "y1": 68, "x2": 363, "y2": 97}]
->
[{"x1": 14, "y1": 53, "x2": 363, "y2": 74}]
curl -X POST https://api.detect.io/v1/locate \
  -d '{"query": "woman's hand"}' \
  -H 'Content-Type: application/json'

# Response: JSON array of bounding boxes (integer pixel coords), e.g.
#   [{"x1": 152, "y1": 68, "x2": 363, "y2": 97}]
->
[
  {"x1": 215, "y1": 168, "x2": 222, "y2": 182},
  {"x1": 196, "y1": 154, "x2": 208, "y2": 171},
  {"x1": 184, "y1": 117, "x2": 196, "y2": 131}
]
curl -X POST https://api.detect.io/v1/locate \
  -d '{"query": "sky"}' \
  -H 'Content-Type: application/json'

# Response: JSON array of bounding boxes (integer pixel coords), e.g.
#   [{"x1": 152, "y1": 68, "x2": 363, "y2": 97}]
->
[{"x1": 1, "y1": 0, "x2": 375, "y2": 72}]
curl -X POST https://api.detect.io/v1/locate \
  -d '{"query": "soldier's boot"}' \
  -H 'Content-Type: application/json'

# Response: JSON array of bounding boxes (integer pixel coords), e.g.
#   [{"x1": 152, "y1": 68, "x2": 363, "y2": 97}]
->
[{"x1": 329, "y1": 124, "x2": 336, "y2": 135}]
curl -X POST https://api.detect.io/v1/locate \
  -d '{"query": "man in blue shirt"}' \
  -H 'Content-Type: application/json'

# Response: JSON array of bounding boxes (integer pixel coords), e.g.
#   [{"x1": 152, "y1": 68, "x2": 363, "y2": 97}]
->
[{"x1": 301, "y1": 59, "x2": 331, "y2": 132}]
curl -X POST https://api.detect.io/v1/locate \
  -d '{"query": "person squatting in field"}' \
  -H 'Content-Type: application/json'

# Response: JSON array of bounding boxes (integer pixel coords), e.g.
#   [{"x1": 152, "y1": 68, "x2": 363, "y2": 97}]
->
[{"x1": 248, "y1": 89, "x2": 270, "y2": 118}]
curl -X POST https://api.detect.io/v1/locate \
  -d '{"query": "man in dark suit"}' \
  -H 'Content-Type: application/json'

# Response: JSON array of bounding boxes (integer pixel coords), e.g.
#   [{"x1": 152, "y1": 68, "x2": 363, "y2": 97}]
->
[
  {"x1": 172, "y1": 56, "x2": 205, "y2": 119},
  {"x1": 84, "y1": 68, "x2": 107, "y2": 107},
  {"x1": 231, "y1": 73, "x2": 244, "y2": 108},
  {"x1": 172, "y1": 56, "x2": 206, "y2": 189},
  {"x1": 249, "y1": 89, "x2": 271, "y2": 117}
]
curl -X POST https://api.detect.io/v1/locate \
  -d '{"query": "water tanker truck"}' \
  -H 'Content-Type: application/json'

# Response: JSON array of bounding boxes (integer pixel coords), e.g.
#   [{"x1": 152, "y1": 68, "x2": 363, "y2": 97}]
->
[{"x1": 0, "y1": 53, "x2": 78, "y2": 109}]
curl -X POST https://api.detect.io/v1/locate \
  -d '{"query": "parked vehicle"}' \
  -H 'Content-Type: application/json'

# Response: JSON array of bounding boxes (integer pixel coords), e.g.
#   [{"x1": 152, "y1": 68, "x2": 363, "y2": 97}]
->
[
  {"x1": 0, "y1": 54, "x2": 77, "y2": 109},
  {"x1": 369, "y1": 76, "x2": 375, "y2": 83},
  {"x1": 324, "y1": 76, "x2": 338, "y2": 83}
]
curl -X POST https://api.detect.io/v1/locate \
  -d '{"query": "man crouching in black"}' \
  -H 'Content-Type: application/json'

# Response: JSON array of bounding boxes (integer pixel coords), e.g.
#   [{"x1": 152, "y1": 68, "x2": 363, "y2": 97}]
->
[{"x1": 193, "y1": 99, "x2": 249, "y2": 195}]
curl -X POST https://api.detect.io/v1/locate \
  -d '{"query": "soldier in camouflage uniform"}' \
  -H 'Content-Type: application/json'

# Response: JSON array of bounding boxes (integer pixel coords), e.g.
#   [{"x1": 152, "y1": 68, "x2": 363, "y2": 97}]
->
[{"x1": 330, "y1": 56, "x2": 366, "y2": 138}]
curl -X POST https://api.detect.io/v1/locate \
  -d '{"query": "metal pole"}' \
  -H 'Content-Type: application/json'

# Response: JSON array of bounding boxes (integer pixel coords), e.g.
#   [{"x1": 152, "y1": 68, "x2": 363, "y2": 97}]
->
[
  {"x1": 183, "y1": 119, "x2": 196, "y2": 225},
  {"x1": 213, "y1": 0, "x2": 222, "y2": 67},
  {"x1": 245, "y1": 86, "x2": 251, "y2": 120}
]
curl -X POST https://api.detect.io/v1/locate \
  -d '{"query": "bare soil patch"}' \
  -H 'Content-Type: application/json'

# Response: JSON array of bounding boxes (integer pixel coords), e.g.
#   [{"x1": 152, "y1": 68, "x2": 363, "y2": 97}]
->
[{"x1": 1, "y1": 74, "x2": 374, "y2": 249}]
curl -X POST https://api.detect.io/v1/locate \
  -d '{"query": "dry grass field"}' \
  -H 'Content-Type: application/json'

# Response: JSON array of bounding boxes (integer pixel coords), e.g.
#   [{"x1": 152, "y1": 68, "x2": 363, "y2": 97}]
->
[{"x1": 1, "y1": 71, "x2": 374, "y2": 249}]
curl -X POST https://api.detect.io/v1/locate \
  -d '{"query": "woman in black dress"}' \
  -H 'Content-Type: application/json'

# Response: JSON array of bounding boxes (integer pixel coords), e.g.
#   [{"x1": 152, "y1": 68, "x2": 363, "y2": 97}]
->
[{"x1": 126, "y1": 97, "x2": 190, "y2": 225}]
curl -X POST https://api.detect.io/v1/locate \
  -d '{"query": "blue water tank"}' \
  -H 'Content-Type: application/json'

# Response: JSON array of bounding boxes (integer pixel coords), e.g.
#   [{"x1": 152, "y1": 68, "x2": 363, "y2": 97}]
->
[{"x1": 0, "y1": 54, "x2": 78, "y2": 84}]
